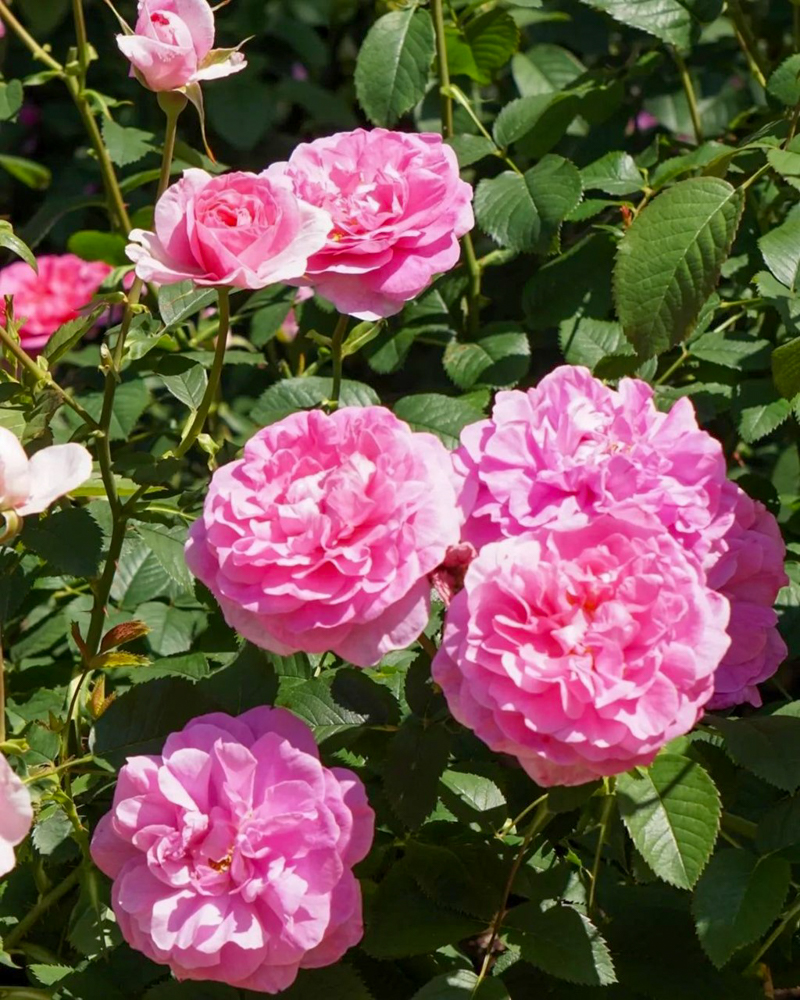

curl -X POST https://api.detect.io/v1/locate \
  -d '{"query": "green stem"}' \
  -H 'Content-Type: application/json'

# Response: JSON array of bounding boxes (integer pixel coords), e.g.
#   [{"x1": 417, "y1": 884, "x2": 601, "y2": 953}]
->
[
  {"x1": 156, "y1": 92, "x2": 187, "y2": 200},
  {"x1": 588, "y1": 779, "x2": 615, "y2": 915},
  {"x1": 0, "y1": 325, "x2": 99, "y2": 429},
  {"x1": 24, "y1": 755, "x2": 95, "y2": 785},
  {"x1": 329, "y1": 314, "x2": 349, "y2": 408},
  {"x1": 3, "y1": 867, "x2": 82, "y2": 951},
  {"x1": 71, "y1": 0, "x2": 89, "y2": 86},
  {"x1": 174, "y1": 288, "x2": 231, "y2": 458},
  {"x1": 431, "y1": 0, "x2": 453, "y2": 139},
  {"x1": 672, "y1": 48, "x2": 703, "y2": 144},
  {"x1": 746, "y1": 896, "x2": 800, "y2": 973},
  {"x1": 477, "y1": 802, "x2": 552, "y2": 987},
  {"x1": 728, "y1": 0, "x2": 768, "y2": 90},
  {"x1": 461, "y1": 232, "x2": 481, "y2": 338},
  {"x1": 655, "y1": 345, "x2": 690, "y2": 386}
]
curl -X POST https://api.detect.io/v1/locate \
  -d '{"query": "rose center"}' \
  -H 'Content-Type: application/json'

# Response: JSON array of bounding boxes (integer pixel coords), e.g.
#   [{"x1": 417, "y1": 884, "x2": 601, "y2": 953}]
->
[{"x1": 150, "y1": 12, "x2": 170, "y2": 25}]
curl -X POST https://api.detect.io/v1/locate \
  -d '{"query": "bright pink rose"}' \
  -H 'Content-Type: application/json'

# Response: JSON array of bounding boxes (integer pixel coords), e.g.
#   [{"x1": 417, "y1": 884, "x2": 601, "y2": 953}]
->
[
  {"x1": 117, "y1": 0, "x2": 246, "y2": 93},
  {"x1": 455, "y1": 365, "x2": 787, "y2": 708},
  {"x1": 705, "y1": 482, "x2": 788, "y2": 708},
  {"x1": 265, "y1": 129, "x2": 475, "y2": 320},
  {"x1": 0, "y1": 755, "x2": 33, "y2": 877},
  {"x1": 0, "y1": 426, "x2": 92, "y2": 520},
  {"x1": 0, "y1": 254, "x2": 111, "y2": 354},
  {"x1": 433, "y1": 518, "x2": 731, "y2": 787},
  {"x1": 127, "y1": 169, "x2": 332, "y2": 290},
  {"x1": 185, "y1": 406, "x2": 461, "y2": 667},
  {"x1": 91, "y1": 707, "x2": 374, "y2": 994}
]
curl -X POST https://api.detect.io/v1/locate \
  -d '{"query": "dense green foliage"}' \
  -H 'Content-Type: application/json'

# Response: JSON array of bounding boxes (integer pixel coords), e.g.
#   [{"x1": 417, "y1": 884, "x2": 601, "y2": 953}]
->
[{"x1": 3, "y1": 0, "x2": 800, "y2": 997}]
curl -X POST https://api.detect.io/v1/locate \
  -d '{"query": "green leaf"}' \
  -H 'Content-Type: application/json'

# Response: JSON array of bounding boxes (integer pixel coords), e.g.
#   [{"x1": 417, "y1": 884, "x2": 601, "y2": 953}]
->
[
  {"x1": 131, "y1": 652, "x2": 209, "y2": 684},
  {"x1": 0, "y1": 221, "x2": 37, "y2": 270},
  {"x1": 134, "y1": 523, "x2": 194, "y2": 592},
  {"x1": 155, "y1": 356, "x2": 208, "y2": 411},
  {"x1": 91, "y1": 678, "x2": 217, "y2": 767},
  {"x1": 579, "y1": 0, "x2": 715, "y2": 47},
  {"x1": 102, "y1": 119, "x2": 156, "y2": 167},
  {"x1": 447, "y1": 134, "x2": 496, "y2": 168},
  {"x1": 732, "y1": 379, "x2": 792, "y2": 443},
  {"x1": 559, "y1": 317, "x2": 634, "y2": 369},
  {"x1": 692, "y1": 850, "x2": 790, "y2": 967},
  {"x1": 362, "y1": 861, "x2": 484, "y2": 958},
  {"x1": 445, "y1": 10, "x2": 518, "y2": 85},
  {"x1": 581, "y1": 151, "x2": 643, "y2": 196},
  {"x1": 279, "y1": 966, "x2": 374, "y2": 1000},
  {"x1": 251, "y1": 377, "x2": 380, "y2": 426},
  {"x1": 22, "y1": 508, "x2": 103, "y2": 578},
  {"x1": 505, "y1": 902, "x2": 617, "y2": 986},
  {"x1": 710, "y1": 708, "x2": 800, "y2": 793},
  {"x1": 145, "y1": 983, "x2": 238, "y2": 999},
  {"x1": 444, "y1": 331, "x2": 530, "y2": 389},
  {"x1": 768, "y1": 53, "x2": 800, "y2": 106},
  {"x1": 0, "y1": 80, "x2": 23, "y2": 122},
  {"x1": 41, "y1": 311, "x2": 104, "y2": 364},
  {"x1": 81, "y1": 379, "x2": 150, "y2": 441},
  {"x1": 756, "y1": 795, "x2": 800, "y2": 855},
  {"x1": 67, "y1": 229, "x2": 129, "y2": 266},
  {"x1": 439, "y1": 770, "x2": 507, "y2": 825},
  {"x1": 354, "y1": 9, "x2": 435, "y2": 126},
  {"x1": 404, "y1": 841, "x2": 501, "y2": 920},
  {"x1": 616, "y1": 754, "x2": 720, "y2": 889},
  {"x1": 511, "y1": 44, "x2": 585, "y2": 97},
  {"x1": 772, "y1": 338, "x2": 800, "y2": 399},
  {"x1": 394, "y1": 393, "x2": 483, "y2": 448},
  {"x1": 474, "y1": 156, "x2": 582, "y2": 253},
  {"x1": 32, "y1": 807, "x2": 73, "y2": 856},
  {"x1": 411, "y1": 970, "x2": 510, "y2": 999},
  {"x1": 201, "y1": 644, "x2": 278, "y2": 715},
  {"x1": 384, "y1": 718, "x2": 451, "y2": 829},
  {"x1": 690, "y1": 331, "x2": 771, "y2": 371},
  {"x1": 493, "y1": 92, "x2": 579, "y2": 153},
  {"x1": 0, "y1": 154, "x2": 51, "y2": 190},
  {"x1": 760, "y1": 207, "x2": 800, "y2": 291},
  {"x1": 277, "y1": 670, "x2": 397, "y2": 741},
  {"x1": 138, "y1": 602, "x2": 201, "y2": 657},
  {"x1": 614, "y1": 177, "x2": 744, "y2": 359},
  {"x1": 157, "y1": 281, "x2": 217, "y2": 328}
]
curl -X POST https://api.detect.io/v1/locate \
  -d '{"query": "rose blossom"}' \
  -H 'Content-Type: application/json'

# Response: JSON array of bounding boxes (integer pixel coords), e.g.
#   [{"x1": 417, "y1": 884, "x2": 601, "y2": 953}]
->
[
  {"x1": 127, "y1": 169, "x2": 332, "y2": 290},
  {"x1": 705, "y1": 482, "x2": 788, "y2": 709},
  {"x1": 185, "y1": 406, "x2": 461, "y2": 667},
  {"x1": 433, "y1": 518, "x2": 731, "y2": 787},
  {"x1": 0, "y1": 427, "x2": 92, "y2": 524},
  {"x1": 91, "y1": 707, "x2": 374, "y2": 993},
  {"x1": 455, "y1": 365, "x2": 787, "y2": 708},
  {"x1": 0, "y1": 755, "x2": 33, "y2": 877},
  {"x1": 0, "y1": 255, "x2": 111, "y2": 355},
  {"x1": 265, "y1": 129, "x2": 474, "y2": 320},
  {"x1": 117, "y1": 0, "x2": 246, "y2": 93}
]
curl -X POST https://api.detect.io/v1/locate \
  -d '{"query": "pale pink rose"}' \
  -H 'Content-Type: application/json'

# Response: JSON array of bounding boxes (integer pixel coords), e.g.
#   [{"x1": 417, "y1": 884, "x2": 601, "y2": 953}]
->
[
  {"x1": 277, "y1": 287, "x2": 313, "y2": 344},
  {"x1": 433, "y1": 518, "x2": 731, "y2": 787},
  {"x1": 0, "y1": 426, "x2": 92, "y2": 518},
  {"x1": 705, "y1": 482, "x2": 788, "y2": 708},
  {"x1": 0, "y1": 17, "x2": 5, "y2": 39},
  {"x1": 117, "y1": 0, "x2": 246, "y2": 93},
  {"x1": 91, "y1": 708, "x2": 374, "y2": 993},
  {"x1": 0, "y1": 755, "x2": 33, "y2": 877},
  {"x1": 127, "y1": 169, "x2": 332, "y2": 290},
  {"x1": 265, "y1": 129, "x2": 475, "y2": 320},
  {"x1": 0, "y1": 255, "x2": 111, "y2": 355},
  {"x1": 185, "y1": 406, "x2": 461, "y2": 667},
  {"x1": 455, "y1": 365, "x2": 787, "y2": 708}
]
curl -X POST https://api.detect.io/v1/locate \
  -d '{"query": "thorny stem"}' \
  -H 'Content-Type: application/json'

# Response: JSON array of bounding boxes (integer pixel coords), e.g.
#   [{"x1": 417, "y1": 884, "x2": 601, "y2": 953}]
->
[
  {"x1": 475, "y1": 801, "x2": 553, "y2": 990},
  {"x1": 3, "y1": 867, "x2": 82, "y2": 951},
  {"x1": 71, "y1": 0, "x2": 89, "y2": 85},
  {"x1": 672, "y1": 48, "x2": 704, "y2": 144},
  {"x1": 329, "y1": 314, "x2": 349, "y2": 408},
  {"x1": 175, "y1": 288, "x2": 231, "y2": 458}
]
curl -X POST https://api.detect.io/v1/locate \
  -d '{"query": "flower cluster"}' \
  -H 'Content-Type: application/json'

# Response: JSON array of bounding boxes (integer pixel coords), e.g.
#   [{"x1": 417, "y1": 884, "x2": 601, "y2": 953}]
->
[
  {"x1": 91, "y1": 708, "x2": 374, "y2": 994},
  {"x1": 431, "y1": 366, "x2": 787, "y2": 785}
]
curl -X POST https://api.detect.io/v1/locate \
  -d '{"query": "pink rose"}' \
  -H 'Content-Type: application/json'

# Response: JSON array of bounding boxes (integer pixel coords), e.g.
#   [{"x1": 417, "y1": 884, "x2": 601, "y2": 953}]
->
[
  {"x1": 455, "y1": 365, "x2": 787, "y2": 708},
  {"x1": 705, "y1": 482, "x2": 788, "y2": 708},
  {"x1": 91, "y1": 708, "x2": 374, "y2": 993},
  {"x1": 127, "y1": 169, "x2": 332, "y2": 290},
  {"x1": 433, "y1": 518, "x2": 731, "y2": 787},
  {"x1": 0, "y1": 426, "x2": 92, "y2": 520},
  {"x1": 0, "y1": 755, "x2": 33, "y2": 877},
  {"x1": 117, "y1": 0, "x2": 246, "y2": 93},
  {"x1": 185, "y1": 406, "x2": 461, "y2": 667},
  {"x1": 266, "y1": 129, "x2": 475, "y2": 320},
  {"x1": 0, "y1": 254, "x2": 111, "y2": 355}
]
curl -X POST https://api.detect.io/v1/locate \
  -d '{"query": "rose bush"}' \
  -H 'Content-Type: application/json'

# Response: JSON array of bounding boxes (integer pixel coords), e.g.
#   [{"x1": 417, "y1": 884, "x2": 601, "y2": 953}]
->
[{"x1": 2, "y1": 0, "x2": 800, "y2": 997}]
